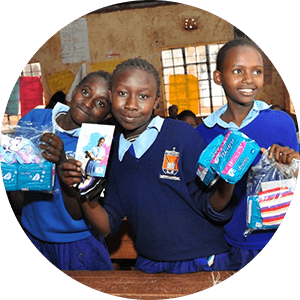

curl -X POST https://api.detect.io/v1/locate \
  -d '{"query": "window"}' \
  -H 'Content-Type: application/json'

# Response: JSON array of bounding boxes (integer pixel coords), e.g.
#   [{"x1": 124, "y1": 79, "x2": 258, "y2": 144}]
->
[
  {"x1": 161, "y1": 44, "x2": 226, "y2": 116},
  {"x1": 21, "y1": 62, "x2": 42, "y2": 77}
]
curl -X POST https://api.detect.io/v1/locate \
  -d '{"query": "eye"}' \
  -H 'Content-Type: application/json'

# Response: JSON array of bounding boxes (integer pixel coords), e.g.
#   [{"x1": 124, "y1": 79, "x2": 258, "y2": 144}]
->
[
  {"x1": 96, "y1": 99, "x2": 107, "y2": 107},
  {"x1": 118, "y1": 91, "x2": 127, "y2": 97},
  {"x1": 82, "y1": 89, "x2": 89, "y2": 96},
  {"x1": 139, "y1": 94, "x2": 148, "y2": 100},
  {"x1": 233, "y1": 69, "x2": 242, "y2": 74},
  {"x1": 253, "y1": 69, "x2": 262, "y2": 75}
]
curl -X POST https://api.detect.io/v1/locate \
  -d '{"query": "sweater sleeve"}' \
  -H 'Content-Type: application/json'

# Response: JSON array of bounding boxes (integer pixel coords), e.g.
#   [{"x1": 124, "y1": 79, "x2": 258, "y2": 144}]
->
[
  {"x1": 180, "y1": 124, "x2": 234, "y2": 223},
  {"x1": 188, "y1": 178, "x2": 234, "y2": 223},
  {"x1": 102, "y1": 164, "x2": 124, "y2": 236},
  {"x1": 281, "y1": 111, "x2": 299, "y2": 151}
]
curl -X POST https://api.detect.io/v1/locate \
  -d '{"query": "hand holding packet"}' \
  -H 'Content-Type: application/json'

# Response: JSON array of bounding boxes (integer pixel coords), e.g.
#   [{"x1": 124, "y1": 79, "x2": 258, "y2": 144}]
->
[
  {"x1": 0, "y1": 123, "x2": 55, "y2": 192},
  {"x1": 197, "y1": 131, "x2": 260, "y2": 185},
  {"x1": 244, "y1": 150, "x2": 299, "y2": 236}
]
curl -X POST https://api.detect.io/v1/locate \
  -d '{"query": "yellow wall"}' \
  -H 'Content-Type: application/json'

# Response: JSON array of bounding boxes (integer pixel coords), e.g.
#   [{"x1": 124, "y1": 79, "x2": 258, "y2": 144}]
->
[{"x1": 28, "y1": 3, "x2": 286, "y2": 117}]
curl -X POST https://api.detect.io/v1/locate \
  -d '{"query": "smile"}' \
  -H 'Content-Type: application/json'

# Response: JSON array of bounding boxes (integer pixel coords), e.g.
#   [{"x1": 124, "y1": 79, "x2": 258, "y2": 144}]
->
[
  {"x1": 121, "y1": 114, "x2": 139, "y2": 122},
  {"x1": 78, "y1": 106, "x2": 90, "y2": 116},
  {"x1": 238, "y1": 88, "x2": 255, "y2": 95}
]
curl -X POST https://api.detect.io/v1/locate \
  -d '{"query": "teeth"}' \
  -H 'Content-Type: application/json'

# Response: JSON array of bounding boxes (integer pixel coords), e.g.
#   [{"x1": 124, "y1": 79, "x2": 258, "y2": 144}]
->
[{"x1": 239, "y1": 89, "x2": 253, "y2": 92}]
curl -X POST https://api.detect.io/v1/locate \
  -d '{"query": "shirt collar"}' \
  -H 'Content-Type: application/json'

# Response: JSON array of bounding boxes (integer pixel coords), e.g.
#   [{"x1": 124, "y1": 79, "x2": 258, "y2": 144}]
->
[
  {"x1": 118, "y1": 116, "x2": 164, "y2": 161},
  {"x1": 202, "y1": 100, "x2": 271, "y2": 130},
  {"x1": 52, "y1": 102, "x2": 81, "y2": 137}
]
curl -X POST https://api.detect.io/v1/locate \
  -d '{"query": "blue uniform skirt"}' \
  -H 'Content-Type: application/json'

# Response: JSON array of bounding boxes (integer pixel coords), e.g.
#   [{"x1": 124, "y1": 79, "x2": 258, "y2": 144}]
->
[
  {"x1": 25, "y1": 230, "x2": 113, "y2": 271},
  {"x1": 135, "y1": 247, "x2": 261, "y2": 273}
]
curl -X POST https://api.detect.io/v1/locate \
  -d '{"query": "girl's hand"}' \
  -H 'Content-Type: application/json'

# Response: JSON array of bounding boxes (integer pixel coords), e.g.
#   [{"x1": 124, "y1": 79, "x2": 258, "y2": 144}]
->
[
  {"x1": 262, "y1": 144, "x2": 300, "y2": 165},
  {"x1": 56, "y1": 159, "x2": 83, "y2": 187},
  {"x1": 40, "y1": 133, "x2": 66, "y2": 165}
]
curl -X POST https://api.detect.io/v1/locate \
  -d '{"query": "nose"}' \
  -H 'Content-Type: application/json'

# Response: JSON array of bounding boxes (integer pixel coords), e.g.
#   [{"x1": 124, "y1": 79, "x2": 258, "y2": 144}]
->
[
  {"x1": 83, "y1": 97, "x2": 94, "y2": 109},
  {"x1": 124, "y1": 94, "x2": 138, "y2": 110},
  {"x1": 241, "y1": 71, "x2": 254, "y2": 84}
]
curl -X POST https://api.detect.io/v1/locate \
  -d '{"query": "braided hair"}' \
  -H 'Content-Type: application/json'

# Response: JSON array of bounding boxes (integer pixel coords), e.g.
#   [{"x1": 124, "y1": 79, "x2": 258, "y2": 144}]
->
[{"x1": 110, "y1": 58, "x2": 161, "y2": 97}]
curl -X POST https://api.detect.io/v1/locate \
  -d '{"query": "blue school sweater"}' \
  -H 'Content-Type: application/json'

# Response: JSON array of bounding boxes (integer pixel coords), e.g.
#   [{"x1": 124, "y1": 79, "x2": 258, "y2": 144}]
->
[
  {"x1": 103, "y1": 118, "x2": 234, "y2": 262},
  {"x1": 196, "y1": 108, "x2": 299, "y2": 250},
  {"x1": 19, "y1": 105, "x2": 92, "y2": 243}
]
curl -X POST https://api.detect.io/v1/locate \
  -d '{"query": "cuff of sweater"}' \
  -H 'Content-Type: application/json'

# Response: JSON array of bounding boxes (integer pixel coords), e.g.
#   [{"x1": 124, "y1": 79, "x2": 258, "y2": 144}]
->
[{"x1": 205, "y1": 196, "x2": 234, "y2": 223}]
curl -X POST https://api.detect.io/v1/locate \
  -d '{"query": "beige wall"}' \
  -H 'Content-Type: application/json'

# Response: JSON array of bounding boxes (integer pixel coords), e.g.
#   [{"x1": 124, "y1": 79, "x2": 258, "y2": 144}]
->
[{"x1": 28, "y1": 3, "x2": 287, "y2": 117}]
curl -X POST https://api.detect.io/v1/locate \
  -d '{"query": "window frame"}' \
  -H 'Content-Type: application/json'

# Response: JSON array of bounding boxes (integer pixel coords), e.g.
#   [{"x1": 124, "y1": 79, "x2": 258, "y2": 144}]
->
[{"x1": 160, "y1": 43, "x2": 227, "y2": 116}]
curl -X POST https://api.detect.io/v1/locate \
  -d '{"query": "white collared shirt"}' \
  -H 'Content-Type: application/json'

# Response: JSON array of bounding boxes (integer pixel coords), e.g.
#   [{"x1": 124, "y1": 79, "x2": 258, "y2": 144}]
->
[
  {"x1": 51, "y1": 103, "x2": 81, "y2": 137},
  {"x1": 118, "y1": 116, "x2": 164, "y2": 161},
  {"x1": 202, "y1": 100, "x2": 271, "y2": 130}
]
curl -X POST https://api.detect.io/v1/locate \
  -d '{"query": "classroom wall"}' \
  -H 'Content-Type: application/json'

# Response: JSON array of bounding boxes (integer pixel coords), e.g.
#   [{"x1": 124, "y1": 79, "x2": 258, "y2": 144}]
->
[{"x1": 28, "y1": 3, "x2": 288, "y2": 117}]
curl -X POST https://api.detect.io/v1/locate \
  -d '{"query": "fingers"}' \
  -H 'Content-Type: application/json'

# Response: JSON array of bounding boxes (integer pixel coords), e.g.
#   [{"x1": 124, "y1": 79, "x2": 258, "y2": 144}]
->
[
  {"x1": 64, "y1": 174, "x2": 82, "y2": 187},
  {"x1": 40, "y1": 132, "x2": 64, "y2": 149},
  {"x1": 40, "y1": 144, "x2": 60, "y2": 163},
  {"x1": 61, "y1": 159, "x2": 82, "y2": 172},
  {"x1": 58, "y1": 160, "x2": 83, "y2": 187},
  {"x1": 40, "y1": 133, "x2": 64, "y2": 163},
  {"x1": 268, "y1": 144, "x2": 299, "y2": 164}
]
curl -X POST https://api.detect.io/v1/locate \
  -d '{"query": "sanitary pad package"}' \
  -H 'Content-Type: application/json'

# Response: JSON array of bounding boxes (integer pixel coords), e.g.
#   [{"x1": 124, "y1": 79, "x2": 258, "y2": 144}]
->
[
  {"x1": 0, "y1": 123, "x2": 55, "y2": 192},
  {"x1": 245, "y1": 150, "x2": 299, "y2": 236},
  {"x1": 196, "y1": 134, "x2": 223, "y2": 186},
  {"x1": 197, "y1": 131, "x2": 260, "y2": 185},
  {"x1": 211, "y1": 131, "x2": 260, "y2": 184}
]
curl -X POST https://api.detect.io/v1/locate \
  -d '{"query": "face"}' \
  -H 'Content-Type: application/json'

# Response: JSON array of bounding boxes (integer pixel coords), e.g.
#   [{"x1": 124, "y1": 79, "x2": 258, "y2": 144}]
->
[
  {"x1": 98, "y1": 138, "x2": 105, "y2": 146},
  {"x1": 109, "y1": 68, "x2": 160, "y2": 138},
  {"x1": 69, "y1": 77, "x2": 110, "y2": 128},
  {"x1": 183, "y1": 116, "x2": 198, "y2": 128},
  {"x1": 169, "y1": 106, "x2": 178, "y2": 119},
  {"x1": 214, "y1": 46, "x2": 264, "y2": 107}
]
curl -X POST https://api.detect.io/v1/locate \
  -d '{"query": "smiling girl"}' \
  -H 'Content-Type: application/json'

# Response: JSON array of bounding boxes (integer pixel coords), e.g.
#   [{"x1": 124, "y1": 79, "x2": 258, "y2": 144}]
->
[
  {"x1": 196, "y1": 38, "x2": 299, "y2": 270},
  {"x1": 60, "y1": 58, "x2": 237, "y2": 273},
  {"x1": 16, "y1": 71, "x2": 114, "y2": 271}
]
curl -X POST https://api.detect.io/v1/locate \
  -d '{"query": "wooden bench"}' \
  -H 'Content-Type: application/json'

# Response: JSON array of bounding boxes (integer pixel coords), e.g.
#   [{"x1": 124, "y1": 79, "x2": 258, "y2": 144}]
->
[
  {"x1": 70, "y1": 219, "x2": 237, "y2": 298},
  {"x1": 64, "y1": 270, "x2": 236, "y2": 299}
]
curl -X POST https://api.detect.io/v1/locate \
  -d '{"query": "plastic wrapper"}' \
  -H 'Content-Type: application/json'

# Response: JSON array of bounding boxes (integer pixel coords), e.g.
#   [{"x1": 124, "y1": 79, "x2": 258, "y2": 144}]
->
[
  {"x1": 211, "y1": 131, "x2": 260, "y2": 184},
  {"x1": 196, "y1": 134, "x2": 223, "y2": 186},
  {"x1": 197, "y1": 130, "x2": 260, "y2": 185},
  {"x1": 244, "y1": 150, "x2": 299, "y2": 237},
  {"x1": 0, "y1": 122, "x2": 56, "y2": 192}
]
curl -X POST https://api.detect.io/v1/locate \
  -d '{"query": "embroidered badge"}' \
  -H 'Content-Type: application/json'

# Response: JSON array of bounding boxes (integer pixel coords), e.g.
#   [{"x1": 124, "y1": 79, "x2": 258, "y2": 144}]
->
[{"x1": 160, "y1": 147, "x2": 180, "y2": 181}]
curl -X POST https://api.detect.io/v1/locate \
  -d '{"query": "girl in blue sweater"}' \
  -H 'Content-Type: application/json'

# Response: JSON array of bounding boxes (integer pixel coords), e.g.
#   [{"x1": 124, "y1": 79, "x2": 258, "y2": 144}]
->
[
  {"x1": 196, "y1": 38, "x2": 299, "y2": 270},
  {"x1": 17, "y1": 71, "x2": 114, "y2": 270},
  {"x1": 61, "y1": 58, "x2": 236, "y2": 273}
]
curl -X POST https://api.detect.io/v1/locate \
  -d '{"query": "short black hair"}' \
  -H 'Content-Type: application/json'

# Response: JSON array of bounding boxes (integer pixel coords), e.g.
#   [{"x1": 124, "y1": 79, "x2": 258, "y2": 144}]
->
[
  {"x1": 110, "y1": 58, "x2": 161, "y2": 97},
  {"x1": 78, "y1": 70, "x2": 111, "y2": 87},
  {"x1": 177, "y1": 109, "x2": 197, "y2": 121},
  {"x1": 216, "y1": 38, "x2": 262, "y2": 72}
]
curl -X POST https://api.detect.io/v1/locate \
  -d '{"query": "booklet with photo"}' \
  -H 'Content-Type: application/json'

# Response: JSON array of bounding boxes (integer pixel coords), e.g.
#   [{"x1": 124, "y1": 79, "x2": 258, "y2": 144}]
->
[{"x1": 75, "y1": 123, "x2": 115, "y2": 177}]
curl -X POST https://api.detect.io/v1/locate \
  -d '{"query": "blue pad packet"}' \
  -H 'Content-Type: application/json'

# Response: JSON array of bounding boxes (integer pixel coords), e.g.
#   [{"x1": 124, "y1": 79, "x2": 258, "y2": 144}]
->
[
  {"x1": 1, "y1": 162, "x2": 18, "y2": 191},
  {"x1": 0, "y1": 146, "x2": 16, "y2": 164},
  {"x1": 196, "y1": 134, "x2": 224, "y2": 186},
  {"x1": 17, "y1": 161, "x2": 55, "y2": 191},
  {"x1": 211, "y1": 131, "x2": 260, "y2": 184}
]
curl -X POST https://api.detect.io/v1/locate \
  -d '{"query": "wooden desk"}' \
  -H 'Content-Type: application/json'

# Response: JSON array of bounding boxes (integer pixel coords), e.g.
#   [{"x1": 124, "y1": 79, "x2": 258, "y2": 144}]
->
[{"x1": 64, "y1": 270, "x2": 236, "y2": 299}]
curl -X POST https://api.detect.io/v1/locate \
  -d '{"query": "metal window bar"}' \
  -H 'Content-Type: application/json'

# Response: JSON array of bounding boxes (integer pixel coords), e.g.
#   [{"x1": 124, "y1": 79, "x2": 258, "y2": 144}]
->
[{"x1": 161, "y1": 45, "x2": 224, "y2": 116}]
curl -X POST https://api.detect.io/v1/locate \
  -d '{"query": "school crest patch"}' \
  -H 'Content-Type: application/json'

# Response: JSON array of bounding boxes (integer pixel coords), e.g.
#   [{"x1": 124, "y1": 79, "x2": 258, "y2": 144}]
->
[{"x1": 160, "y1": 147, "x2": 180, "y2": 181}]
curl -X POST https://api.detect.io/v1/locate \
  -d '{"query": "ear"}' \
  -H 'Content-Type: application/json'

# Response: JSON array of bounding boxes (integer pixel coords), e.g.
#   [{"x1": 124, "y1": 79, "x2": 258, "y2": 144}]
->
[
  {"x1": 108, "y1": 89, "x2": 113, "y2": 104},
  {"x1": 213, "y1": 70, "x2": 223, "y2": 86},
  {"x1": 72, "y1": 85, "x2": 78, "y2": 97},
  {"x1": 71, "y1": 85, "x2": 79, "y2": 99},
  {"x1": 154, "y1": 95, "x2": 161, "y2": 109},
  {"x1": 103, "y1": 112, "x2": 112, "y2": 121}
]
